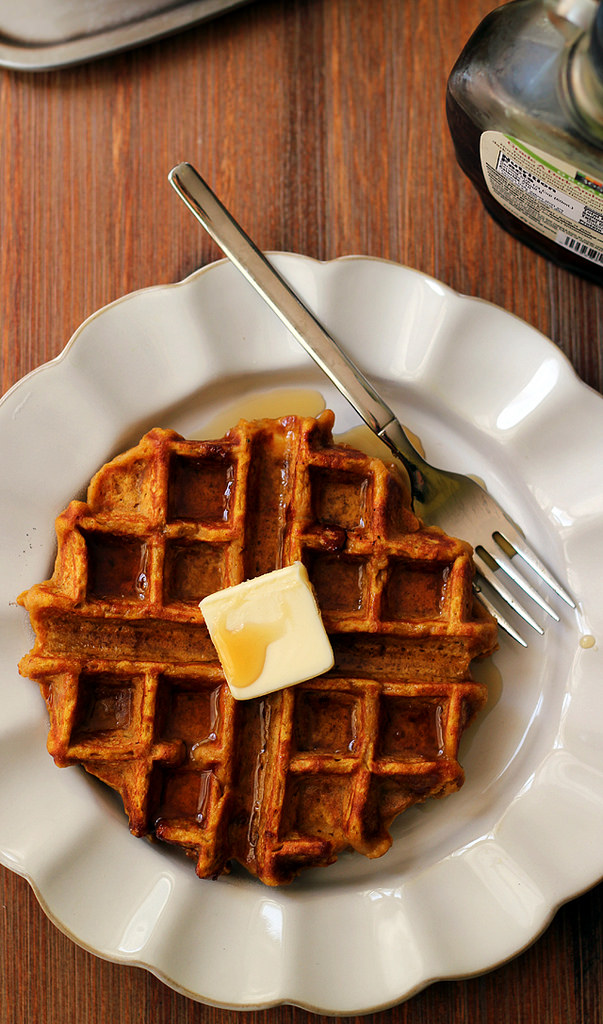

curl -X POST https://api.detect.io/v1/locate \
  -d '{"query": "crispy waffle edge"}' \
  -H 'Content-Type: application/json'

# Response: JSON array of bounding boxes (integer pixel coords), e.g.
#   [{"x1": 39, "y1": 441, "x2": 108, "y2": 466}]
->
[{"x1": 17, "y1": 411, "x2": 498, "y2": 885}]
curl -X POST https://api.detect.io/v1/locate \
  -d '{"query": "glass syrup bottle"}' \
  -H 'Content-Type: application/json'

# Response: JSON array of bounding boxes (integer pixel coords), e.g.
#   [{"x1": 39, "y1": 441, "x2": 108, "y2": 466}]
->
[{"x1": 446, "y1": 0, "x2": 603, "y2": 284}]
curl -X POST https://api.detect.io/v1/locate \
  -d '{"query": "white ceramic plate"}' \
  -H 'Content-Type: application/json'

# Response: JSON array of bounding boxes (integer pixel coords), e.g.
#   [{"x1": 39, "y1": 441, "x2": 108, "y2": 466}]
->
[{"x1": 1, "y1": 255, "x2": 602, "y2": 1013}]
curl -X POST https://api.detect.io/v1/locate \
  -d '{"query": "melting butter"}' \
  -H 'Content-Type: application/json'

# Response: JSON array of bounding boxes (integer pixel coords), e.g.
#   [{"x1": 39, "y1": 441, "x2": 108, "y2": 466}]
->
[
  {"x1": 211, "y1": 612, "x2": 288, "y2": 689},
  {"x1": 200, "y1": 562, "x2": 334, "y2": 700}
]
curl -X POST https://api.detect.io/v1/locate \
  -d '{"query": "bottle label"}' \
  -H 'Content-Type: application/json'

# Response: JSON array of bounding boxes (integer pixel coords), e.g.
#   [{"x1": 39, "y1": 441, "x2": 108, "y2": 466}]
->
[{"x1": 480, "y1": 131, "x2": 603, "y2": 267}]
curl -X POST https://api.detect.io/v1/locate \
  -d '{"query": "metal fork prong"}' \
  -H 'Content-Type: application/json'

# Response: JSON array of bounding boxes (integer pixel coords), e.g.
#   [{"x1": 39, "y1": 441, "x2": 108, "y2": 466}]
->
[
  {"x1": 477, "y1": 545, "x2": 560, "y2": 621},
  {"x1": 495, "y1": 529, "x2": 576, "y2": 609},
  {"x1": 475, "y1": 560, "x2": 544, "y2": 634},
  {"x1": 473, "y1": 582, "x2": 528, "y2": 648}
]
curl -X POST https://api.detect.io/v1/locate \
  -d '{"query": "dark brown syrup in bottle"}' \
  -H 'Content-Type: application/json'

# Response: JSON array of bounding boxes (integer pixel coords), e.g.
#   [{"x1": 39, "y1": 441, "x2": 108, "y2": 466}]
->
[{"x1": 446, "y1": 0, "x2": 603, "y2": 285}]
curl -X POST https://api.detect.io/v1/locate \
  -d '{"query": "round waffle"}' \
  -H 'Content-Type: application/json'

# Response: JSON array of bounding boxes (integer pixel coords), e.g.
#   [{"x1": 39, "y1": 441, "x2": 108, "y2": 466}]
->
[{"x1": 18, "y1": 411, "x2": 497, "y2": 885}]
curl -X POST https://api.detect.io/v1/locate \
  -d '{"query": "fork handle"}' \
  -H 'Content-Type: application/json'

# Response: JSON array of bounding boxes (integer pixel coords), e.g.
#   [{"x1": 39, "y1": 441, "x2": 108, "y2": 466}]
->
[{"x1": 168, "y1": 162, "x2": 421, "y2": 457}]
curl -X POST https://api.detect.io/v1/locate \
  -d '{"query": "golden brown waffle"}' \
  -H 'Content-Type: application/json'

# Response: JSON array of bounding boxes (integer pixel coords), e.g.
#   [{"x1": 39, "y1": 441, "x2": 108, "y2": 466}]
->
[{"x1": 18, "y1": 411, "x2": 497, "y2": 885}]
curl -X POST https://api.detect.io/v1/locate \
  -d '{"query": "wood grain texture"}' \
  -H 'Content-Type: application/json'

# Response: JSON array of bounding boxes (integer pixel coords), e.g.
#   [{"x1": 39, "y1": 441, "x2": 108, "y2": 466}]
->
[{"x1": 1, "y1": 0, "x2": 601, "y2": 1021}]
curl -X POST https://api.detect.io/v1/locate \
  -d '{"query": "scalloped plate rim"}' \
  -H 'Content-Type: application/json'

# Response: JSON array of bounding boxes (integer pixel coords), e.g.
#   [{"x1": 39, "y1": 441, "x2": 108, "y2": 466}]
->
[{"x1": 1, "y1": 254, "x2": 602, "y2": 1013}]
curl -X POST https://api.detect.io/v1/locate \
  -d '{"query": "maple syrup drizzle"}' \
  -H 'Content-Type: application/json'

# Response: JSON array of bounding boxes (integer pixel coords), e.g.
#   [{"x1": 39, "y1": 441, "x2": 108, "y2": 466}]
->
[{"x1": 211, "y1": 592, "x2": 298, "y2": 688}]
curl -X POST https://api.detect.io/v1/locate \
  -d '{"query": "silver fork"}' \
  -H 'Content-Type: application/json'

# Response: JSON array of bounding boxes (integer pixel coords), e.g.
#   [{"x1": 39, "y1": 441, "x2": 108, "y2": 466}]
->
[{"x1": 168, "y1": 162, "x2": 575, "y2": 646}]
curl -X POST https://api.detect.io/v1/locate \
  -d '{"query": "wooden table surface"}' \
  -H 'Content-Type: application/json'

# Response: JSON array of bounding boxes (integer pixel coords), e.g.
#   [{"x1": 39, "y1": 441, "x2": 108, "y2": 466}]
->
[{"x1": 1, "y1": 1, "x2": 602, "y2": 1021}]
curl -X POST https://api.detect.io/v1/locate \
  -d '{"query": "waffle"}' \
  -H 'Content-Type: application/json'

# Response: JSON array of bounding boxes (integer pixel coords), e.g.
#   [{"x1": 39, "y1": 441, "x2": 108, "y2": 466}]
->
[{"x1": 18, "y1": 411, "x2": 497, "y2": 885}]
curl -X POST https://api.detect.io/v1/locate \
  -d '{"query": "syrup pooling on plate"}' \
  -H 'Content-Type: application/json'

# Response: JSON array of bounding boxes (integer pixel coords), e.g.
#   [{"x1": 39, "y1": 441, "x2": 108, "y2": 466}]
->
[
  {"x1": 193, "y1": 388, "x2": 327, "y2": 440},
  {"x1": 196, "y1": 391, "x2": 421, "y2": 510}
]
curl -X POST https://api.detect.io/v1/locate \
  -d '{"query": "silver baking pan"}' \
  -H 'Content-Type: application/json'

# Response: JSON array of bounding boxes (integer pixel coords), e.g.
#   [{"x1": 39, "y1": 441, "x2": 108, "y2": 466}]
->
[{"x1": 0, "y1": 0, "x2": 253, "y2": 71}]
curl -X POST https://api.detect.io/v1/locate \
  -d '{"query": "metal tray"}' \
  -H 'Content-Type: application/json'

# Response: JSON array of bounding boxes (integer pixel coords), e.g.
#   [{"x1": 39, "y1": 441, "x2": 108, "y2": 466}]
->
[{"x1": 0, "y1": 0, "x2": 252, "y2": 71}]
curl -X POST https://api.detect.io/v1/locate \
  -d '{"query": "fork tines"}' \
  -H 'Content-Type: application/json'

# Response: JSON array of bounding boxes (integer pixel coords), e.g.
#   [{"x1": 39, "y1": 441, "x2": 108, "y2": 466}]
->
[{"x1": 473, "y1": 526, "x2": 575, "y2": 647}]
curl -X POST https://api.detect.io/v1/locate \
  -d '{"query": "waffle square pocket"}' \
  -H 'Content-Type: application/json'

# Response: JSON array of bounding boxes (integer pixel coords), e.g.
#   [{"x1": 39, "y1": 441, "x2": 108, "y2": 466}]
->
[{"x1": 18, "y1": 412, "x2": 497, "y2": 885}]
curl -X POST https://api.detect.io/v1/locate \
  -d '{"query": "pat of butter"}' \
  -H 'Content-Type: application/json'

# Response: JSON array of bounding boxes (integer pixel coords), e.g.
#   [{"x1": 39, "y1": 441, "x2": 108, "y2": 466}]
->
[{"x1": 199, "y1": 562, "x2": 334, "y2": 700}]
